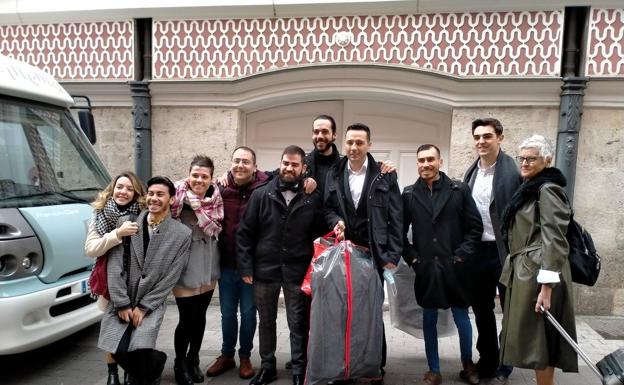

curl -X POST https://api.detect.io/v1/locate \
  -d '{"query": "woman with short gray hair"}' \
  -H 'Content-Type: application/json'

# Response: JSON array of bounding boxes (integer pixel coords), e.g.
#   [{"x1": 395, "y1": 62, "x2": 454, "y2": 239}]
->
[{"x1": 499, "y1": 134, "x2": 577, "y2": 385}]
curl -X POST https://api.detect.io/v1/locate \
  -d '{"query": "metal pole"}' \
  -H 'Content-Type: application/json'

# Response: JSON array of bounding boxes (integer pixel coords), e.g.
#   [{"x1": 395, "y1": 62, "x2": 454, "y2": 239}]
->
[
  {"x1": 130, "y1": 80, "x2": 151, "y2": 182},
  {"x1": 555, "y1": 76, "x2": 588, "y2": 205},
  {"x1": 555, "y1": 7, "x2": 590, "y2": 205}
]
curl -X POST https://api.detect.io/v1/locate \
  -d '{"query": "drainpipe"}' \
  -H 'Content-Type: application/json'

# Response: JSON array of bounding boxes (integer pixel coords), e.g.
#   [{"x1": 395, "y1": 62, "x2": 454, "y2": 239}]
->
[
  {"x1": 555, "y1": 7, "x2": 590, "y2": 205},
  {"x1": 130, "y1": 18, "x2": 153, "y2": 183}
]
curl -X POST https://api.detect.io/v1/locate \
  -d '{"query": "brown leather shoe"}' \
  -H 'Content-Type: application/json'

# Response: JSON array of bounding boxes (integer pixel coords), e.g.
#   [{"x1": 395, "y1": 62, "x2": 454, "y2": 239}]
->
[
  {"x1": 205, "y1": 355, "x2": 235, "y2": 377},
  {"x1": 459, "y1": 361, "x2": 479, "y2": 385},
  {"x1": 422, "y1": 371, "x2": 442, "y2": 385},
  {"x1": 239, "y1": 357, "x2": 255, "y2": 379}
]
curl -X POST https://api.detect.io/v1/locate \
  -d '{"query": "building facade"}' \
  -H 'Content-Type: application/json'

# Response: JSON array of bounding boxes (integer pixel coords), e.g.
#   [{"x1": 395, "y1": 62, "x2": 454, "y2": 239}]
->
[{"x1": 1, "y1": 0, "x2": 622, "y2": 315}]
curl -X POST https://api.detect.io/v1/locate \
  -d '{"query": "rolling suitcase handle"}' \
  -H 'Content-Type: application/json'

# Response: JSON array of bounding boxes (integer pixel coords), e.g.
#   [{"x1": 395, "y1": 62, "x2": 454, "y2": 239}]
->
[{"x1": 540, "y1": 305, "x2": 603, "y2": 381}]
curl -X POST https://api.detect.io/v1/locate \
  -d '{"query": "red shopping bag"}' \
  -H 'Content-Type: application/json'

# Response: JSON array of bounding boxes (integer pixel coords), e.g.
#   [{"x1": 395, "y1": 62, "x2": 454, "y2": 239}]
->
[{"x1": 301, "y1": 231, "x2": 336, "y2": 295}]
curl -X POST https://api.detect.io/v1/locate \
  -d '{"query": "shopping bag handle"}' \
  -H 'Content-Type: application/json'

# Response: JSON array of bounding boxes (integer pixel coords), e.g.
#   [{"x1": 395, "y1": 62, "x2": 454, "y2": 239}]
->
[{"x1": 321, "y1": 231, "x2": 340, "y2": 245}]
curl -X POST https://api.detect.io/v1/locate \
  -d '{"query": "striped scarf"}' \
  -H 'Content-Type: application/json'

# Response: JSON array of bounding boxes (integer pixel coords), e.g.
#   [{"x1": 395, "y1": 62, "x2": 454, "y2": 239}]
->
[
  {"x1": 94, "y1": 198, "x2": 141, "y2": 236},
  {"x1": 171, "y1": 178, "x2": 224, "y2": 238}
]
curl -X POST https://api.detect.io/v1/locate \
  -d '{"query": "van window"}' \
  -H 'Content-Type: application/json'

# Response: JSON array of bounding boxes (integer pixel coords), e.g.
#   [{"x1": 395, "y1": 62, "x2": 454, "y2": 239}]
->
[{"x1": 0, "y1": 97, "x2": 109, "y2": 208}]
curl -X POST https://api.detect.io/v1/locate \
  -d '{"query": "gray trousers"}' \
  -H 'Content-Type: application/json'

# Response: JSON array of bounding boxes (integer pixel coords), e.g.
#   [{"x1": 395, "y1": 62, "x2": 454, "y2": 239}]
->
[{"x1": 254, "y1": 280, "x2": 307, "y2": 375}]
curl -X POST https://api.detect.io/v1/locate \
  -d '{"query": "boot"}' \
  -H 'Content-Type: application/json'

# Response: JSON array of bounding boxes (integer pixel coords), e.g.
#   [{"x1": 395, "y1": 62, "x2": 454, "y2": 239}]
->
[
  {"x1": 422, "y1": 371, "x2": 442, "y2": 385},
  {"x1": 459, "y1": 361, "x2": 479, "y2": 385},
  {"x1": 239, "y1": 357, "x2": 255, "y2": 379},
  {"x1": 174, "y1": 357, "x2": 194, "y2": 385},
  {"x1": 187, "y1": 355, "x2": 204, "y2": 383},
  {"x1": 107, "y1": 371, "x2": 121, "y2": 385},
  {"x1": 206, "y1": 354, "x2": 236, "y2": 377}
]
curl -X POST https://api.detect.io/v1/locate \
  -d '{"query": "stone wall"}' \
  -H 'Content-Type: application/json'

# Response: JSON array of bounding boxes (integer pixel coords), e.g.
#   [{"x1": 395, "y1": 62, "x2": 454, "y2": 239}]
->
[
  {"x1": 90, "y1": 106, "x2": 239, "y2": 181},
  {"x1": 91, "y1": 107, "x2": 134, "y2": 177},
  {"x1": 448, "y1": 106, "x2": 624, "y2": 315},
  {"x1": 151, "y1": 107, "x2": 239, "y2": 181},
  {"x1": 574, "y1": 107, "x2": 624, "y2": 315}
]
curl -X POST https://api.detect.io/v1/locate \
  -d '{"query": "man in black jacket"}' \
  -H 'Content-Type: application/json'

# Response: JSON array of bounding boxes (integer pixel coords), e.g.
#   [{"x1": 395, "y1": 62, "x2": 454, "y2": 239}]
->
[
  {"x1": 324, "y1": 123, "x2": 402, "y2": 385},
  {"x1": 238, "y1": 145, "x2": 325, "y2": 385},
  {"x1": 462, "y1": 118, "x2": 522, "y2": 385},
  {"x1": 402, "y1": 144, "x2": 483, "y2": 385}
]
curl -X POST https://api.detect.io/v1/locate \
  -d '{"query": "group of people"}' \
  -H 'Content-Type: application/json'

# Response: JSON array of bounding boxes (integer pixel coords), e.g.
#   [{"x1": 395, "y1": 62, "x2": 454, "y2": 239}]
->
[{"x1": 86, "y1": 115, "x2": 578, "y2": 385}]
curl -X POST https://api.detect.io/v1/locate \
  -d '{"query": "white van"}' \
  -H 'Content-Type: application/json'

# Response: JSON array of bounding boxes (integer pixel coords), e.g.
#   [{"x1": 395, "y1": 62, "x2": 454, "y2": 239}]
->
[{"x1": 0, "y1": 54, "x2": 110, "y2": 354}]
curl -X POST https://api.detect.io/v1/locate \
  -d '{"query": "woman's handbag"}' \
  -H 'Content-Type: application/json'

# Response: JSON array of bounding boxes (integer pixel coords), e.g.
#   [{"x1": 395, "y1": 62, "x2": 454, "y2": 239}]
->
[{"x1": 88, "y1": 255, "x2": 109, "y2": 299}]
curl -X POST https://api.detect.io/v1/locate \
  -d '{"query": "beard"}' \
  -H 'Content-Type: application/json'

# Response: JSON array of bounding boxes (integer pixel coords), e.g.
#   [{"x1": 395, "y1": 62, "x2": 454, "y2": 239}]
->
[
  {"x1": 279, "y1": 171, "x2": 302, "y2": 185},
  {"x1": 314, "y1": 138, "x2": 333, "y2": 152}
]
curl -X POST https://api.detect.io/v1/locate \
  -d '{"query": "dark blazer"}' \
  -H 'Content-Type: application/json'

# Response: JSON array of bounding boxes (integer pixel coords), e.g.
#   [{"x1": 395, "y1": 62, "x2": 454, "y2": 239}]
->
[
  {"x1": 237, "y1": 177, "x2": 326, "y2": 283},
  {"x1": 324, "y1": 153, "x2": 402, "y2": 268},
  {"x1": 402, "y1": 172, "x2": 483, "y2": 308},
  {"x1": 463, "y1": 149, "x2": 522, "y2": 263}
]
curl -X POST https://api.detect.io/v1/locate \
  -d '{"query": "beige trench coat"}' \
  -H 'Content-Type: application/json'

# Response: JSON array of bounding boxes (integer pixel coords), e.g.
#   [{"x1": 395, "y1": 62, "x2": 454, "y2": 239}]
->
[{"x1": 499, "y1": 183, "x2": 578, "y2": 372}]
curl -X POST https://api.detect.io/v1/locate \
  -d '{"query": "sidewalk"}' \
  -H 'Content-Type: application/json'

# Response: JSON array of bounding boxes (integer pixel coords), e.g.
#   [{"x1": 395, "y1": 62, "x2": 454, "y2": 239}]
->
[{"x1": 91, "y1": 302, "x2": 623, "y2": 385}]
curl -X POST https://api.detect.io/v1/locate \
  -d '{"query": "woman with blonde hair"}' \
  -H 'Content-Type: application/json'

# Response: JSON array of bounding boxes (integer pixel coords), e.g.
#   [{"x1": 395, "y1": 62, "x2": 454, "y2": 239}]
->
[
  {"x1": 499, "y1": 135, "x2": 577, "y2": 385},
  {"x1": 171, "y1": 155, "x2": 223, "y2": 385},
  {"x1": 85, "y1": 171, "x2": 145, "y2": 385}
]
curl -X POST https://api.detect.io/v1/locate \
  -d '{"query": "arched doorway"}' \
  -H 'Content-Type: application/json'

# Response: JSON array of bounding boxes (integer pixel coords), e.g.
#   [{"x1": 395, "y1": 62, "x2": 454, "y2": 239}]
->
[{"x1": 245, "y1": 98, "x2": 451, "y2": 189}]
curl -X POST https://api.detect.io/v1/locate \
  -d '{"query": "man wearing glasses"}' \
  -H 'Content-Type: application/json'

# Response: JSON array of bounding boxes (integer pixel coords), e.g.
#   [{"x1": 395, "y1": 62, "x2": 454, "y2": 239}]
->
[
  {"x1": 206, "y1": 146, "x2": 268, "y2": 380},
  {"x1": 463, "y1": 118, "x2": 522, "y2": 385}
]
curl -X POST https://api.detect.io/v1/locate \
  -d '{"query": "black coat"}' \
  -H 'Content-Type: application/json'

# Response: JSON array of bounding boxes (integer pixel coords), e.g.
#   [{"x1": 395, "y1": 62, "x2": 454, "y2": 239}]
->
[
  {"x1": 324, "y1": 153, "x2": 403, "y2": 268},
  {"x1": 463, "y1": 149, "x2": 522, "y2": 263},
  {"x1": 237, "y1": 177, "x2": 326, "y2": 283},
  {"x1": 402, "y1": 172, "x2": 483, "y2": 308}
]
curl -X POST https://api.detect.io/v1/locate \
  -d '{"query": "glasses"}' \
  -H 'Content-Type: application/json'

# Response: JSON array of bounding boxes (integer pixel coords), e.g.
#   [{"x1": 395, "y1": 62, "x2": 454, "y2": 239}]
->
[
  {"x1": 515, "y1": 156, "x2": 541, "y2": 164},
  {"x1": 232, "y1": 158, "x2": 253, "y2": 165}
]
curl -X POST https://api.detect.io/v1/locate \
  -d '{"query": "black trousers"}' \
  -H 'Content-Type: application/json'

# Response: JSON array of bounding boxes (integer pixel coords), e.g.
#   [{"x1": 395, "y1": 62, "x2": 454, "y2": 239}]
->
[
  {"x1": 254, "y1": 280, "x2": 308, "y2": 376},
  {"x1": 470, "y1": 241, "x2": 503, "y2": 377}
]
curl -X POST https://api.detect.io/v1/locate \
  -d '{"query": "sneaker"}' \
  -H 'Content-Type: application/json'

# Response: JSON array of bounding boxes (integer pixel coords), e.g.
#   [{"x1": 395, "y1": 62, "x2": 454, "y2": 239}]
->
[
  {"x1": 206, "y1": 355, "x2": 236, "y2": 377},
  {"x1": 486, "y1": 374, "x2": 510, "y2": 385}
]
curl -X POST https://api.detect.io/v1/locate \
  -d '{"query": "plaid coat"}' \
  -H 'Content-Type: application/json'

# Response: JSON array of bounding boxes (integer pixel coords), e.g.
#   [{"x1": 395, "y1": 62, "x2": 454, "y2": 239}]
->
[{"x1": 98, "y1": 210, "x2": 191, "y2": 353}]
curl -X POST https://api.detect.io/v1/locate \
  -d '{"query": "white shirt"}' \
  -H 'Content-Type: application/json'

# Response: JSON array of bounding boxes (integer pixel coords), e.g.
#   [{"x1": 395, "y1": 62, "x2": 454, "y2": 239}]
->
[
  {"x1": 472, "y1": 160, "x2": 496, "y2": 241},
  {"x1": 347, "y1": 158, "x2": 368, "y2": 209},
  {"x1": 281, "y1": 190, "x2": 296, "y2": 206}
]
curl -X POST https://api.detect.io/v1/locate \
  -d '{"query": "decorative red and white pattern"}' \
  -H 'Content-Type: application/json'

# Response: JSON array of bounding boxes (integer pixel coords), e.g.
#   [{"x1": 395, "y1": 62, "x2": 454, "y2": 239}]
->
[
  {"x1": 0, "y1": 22, "x2": 134, "y2": 81},
  {"x1": 153, "y1": 12, "x2": 563, "y2": 80},
  {"x1": 586, "y1": 8, "x2": 624, "y2": 77}
]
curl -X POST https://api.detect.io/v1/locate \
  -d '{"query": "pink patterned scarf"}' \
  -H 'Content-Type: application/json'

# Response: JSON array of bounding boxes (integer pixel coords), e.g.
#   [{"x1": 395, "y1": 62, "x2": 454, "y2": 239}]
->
[{"x1": 171, "y1": 178, "x2": 223, "y2": 238}]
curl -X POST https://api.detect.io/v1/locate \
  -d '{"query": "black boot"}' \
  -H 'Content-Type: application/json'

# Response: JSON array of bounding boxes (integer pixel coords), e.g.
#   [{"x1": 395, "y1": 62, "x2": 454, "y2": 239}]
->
[
  {"x1": 123, "y1": 371, "x2": 133, "y2": 385},
  {"x1": 107, "y1": 371, "x2": 121, "y2": 385},
  {"x1": 187, "y1": 355, "x2": 204, "y2": 383},
  {"x1": 174, "y1": 357, "x2": 194, "y2": 385}
]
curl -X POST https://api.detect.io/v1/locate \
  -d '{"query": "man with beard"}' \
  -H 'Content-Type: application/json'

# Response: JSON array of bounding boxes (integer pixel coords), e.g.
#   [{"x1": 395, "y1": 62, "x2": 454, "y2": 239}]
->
[
  {"x1": 402, "y1": 145, "x2": 483, "y2": 385},
  {"x1": 206, "y1": 146, "x2": 268, "y2": 380},
  {"x1": 324, "y1": 123, "x2": 402, "y2": 385},
  {"x1": 98, "y1": 176, "x2": 192, "y2": 385},
  {"x1": 238, "y1": 145, "x2": 326, "y2": 385},
  {"x1": 462, "y1": 118, "x2": 521, "y2": 385},
  {"x1": 305, "y1": 115, "x2": 395, "y2": 193}
]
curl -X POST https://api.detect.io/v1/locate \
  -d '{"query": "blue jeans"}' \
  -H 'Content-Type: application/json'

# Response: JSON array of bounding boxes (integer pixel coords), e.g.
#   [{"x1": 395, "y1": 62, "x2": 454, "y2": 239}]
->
[
  {"x1": 423, "y1": 307, "x2": 473, "y2": 374},
  {"x1": 219, "y1": 267, "x2": 257, "y2": 358}
]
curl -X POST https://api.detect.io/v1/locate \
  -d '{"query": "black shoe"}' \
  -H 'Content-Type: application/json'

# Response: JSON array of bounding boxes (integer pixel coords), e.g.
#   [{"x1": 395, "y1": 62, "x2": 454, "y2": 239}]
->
[
  {"x1": 123, "y1": 372, "x2": 134, "y2": 385},
  {"x1": 292, "y1": 374, "x2": 304, "y2": 385},
  {"x1": 107, "y1": 372, "x2": 121, "y2": 385},
  {"x1": 249, "y1": 368, "x2": 278, "y2": 385},
  {"x1": 285, "y1": 360, "x2": 292, "y2": 370},
  {"x1": 187, "y1": 355, "x2": 204, "y2": 383},
  {"x1": 174, "y1": 358, "x2": 194, "y2": 385}
]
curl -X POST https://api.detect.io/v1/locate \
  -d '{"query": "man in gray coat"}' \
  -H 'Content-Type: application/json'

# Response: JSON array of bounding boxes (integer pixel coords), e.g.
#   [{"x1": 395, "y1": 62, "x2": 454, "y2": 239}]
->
[
  {"x1": 463, "y1": 118, "x2": 522, "y2": 385},
  {"x1": 98, "y1": 176, "x2": 192, "y2": 385}
]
